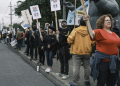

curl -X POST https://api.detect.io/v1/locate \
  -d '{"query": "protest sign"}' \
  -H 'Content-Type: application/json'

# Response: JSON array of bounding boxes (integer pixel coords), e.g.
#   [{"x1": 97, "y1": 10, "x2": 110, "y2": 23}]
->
[
  {"x1": 75, "y1": 11, "x2": 84, "y2": 26},
  {"x1": 67, "y1": 0, "x2": 89, "y2": 25},
  {"x1": 30, "y1": 5, "x2": 41, "y2": 20},
  {"x1": 30, "y1": 5, "x2": 42, "y2": 39},
  {"x1": 11, "y1": 40, "x2": 17, "y2": 47},
  {"x1": 21, "y1": 22, "x2": 28, "y2": 29},
  {"x1": 58, "y1": 19, "x2": 63, "y2": 28},
  {"x1": 50, "y1": 0, "x2": 61, "y2": 41},
  {"x1": 50, "y1": 0, "x2": 61, "y2": 11},
  {"x1": 21, "y1": 9, "x2": 32, "y2": 25}
]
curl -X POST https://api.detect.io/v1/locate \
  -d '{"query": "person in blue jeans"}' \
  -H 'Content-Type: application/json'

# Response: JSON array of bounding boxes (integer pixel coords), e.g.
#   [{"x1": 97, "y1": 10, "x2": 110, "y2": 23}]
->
[{"x1": 43, "y1": 28, "x2": 57, "y2": 73}]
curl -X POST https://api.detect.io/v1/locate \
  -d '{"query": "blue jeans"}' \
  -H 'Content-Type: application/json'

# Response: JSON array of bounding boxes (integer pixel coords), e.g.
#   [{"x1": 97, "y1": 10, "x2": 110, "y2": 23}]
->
[
  {"x1": 22, "y1": 39, "x2": 25, "y2": 47},
  {"x1": 45, "y1": 51, "x2": 53, "y2": 67},
  {"x1": 17, "y1": 40, "x2": 22, "y2": 49},
  {"x1": 24, "y1": 46, "x2": 27, "y2": 53},
  {"x1": 4, "y1": 38, "x2": 6, "y2": 43}
]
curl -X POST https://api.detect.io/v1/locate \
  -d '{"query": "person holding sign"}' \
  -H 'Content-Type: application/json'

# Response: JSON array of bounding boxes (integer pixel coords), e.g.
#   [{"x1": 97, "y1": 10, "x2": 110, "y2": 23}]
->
[
  {"x1": 29, "y1": 23, "x2": 40, "y2": 61},
  {"x1": 48, "y1": 20, "x2": 71, "y2": 79},
  {"x1": 67, "y1": 17, "x2": 95, "y2": 86},
  {"x1": 83, "y1": 14, "x2": 120, "y2": 86},
  {"x1": 38, "y1": 26, "x2": 46, "y2": 65}
]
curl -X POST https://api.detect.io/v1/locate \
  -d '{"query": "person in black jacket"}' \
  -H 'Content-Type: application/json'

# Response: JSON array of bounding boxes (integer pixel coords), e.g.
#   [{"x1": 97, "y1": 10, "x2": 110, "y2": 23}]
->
[
  {"x1": 47, "y1": 20, "x2": 71, "y2": 79},
  {"x1": 112, "y1": 19, "x2": 120, "y2": 86},
  {"x1": 29, "y1": 23, "x2": 40, "y2": 60},
  {"x1": 38, "y1": 26, "x2": 46, "y2": 65},
  {"x1": 25, "y1": 29, "x2": 30, "y2": 56},
  {"x1": 43, "y1": 28, "x2": 57, "y2": 73}
]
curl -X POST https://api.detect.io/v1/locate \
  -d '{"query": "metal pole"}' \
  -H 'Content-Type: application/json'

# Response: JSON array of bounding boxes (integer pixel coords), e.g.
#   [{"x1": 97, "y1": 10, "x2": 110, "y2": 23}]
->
[{"x1": 63, "y1": 0, "x2": 66, "y2": 19}]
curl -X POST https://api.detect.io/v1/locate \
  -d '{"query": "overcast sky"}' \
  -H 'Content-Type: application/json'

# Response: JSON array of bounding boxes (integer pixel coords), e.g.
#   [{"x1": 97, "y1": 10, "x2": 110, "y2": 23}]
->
[{"x1": 0, "y1": 0, "x2": 25, "y2": 29}]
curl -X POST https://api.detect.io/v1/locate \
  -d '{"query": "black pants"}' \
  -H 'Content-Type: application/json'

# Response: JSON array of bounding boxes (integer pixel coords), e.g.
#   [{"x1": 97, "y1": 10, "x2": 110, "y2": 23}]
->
[
  {"x1": 117, "y1": 73, "x2": 120, "y2": 86},
  {"x1": 59, "y1": 47, "x2": 69, "y2": 75},
  {"x1": 38, "y1": 47, "x2": 45, "y2": 64},
  {"x1": 27, "y1": 42, "x2": 30, "y2": 56},
  {"x1": 30, "y1": 42, "x2": 38, "y2": 59},
  {"x1": 97, "y1": 61, "x2": 118, "y2": 86}
]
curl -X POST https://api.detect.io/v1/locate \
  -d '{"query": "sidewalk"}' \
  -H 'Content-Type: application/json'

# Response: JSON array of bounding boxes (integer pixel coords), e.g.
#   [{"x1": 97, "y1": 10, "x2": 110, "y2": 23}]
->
[{"x1": 8, "y1": 43, "x2": 97, "y2": 86}]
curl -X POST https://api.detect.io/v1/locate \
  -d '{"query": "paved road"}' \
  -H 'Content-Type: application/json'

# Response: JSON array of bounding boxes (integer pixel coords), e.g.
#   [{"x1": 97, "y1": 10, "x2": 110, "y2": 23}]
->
[{"x1": 0, "y1": 43, "x2": 55, "y2": 86}]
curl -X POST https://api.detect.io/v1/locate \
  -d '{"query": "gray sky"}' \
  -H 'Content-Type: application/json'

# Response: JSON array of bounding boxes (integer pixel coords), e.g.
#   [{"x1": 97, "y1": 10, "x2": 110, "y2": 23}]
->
[{"x1": 0, "y1": 0, "x2": 25, "y2": 29}]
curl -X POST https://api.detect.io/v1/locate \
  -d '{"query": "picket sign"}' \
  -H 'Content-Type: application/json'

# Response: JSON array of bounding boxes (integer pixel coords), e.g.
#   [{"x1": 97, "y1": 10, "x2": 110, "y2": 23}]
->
[
  {"x1": 30, "y1": 5, "x2": 42, "y2": 40},
  {"x1": 11, "y1": 40, "x2": 17, "y2": 47},
  {"x1": 21, "y1": 9, "x2": 35, "y2": 38},
  {"x1": 80, "y1": 0, "x2": 93, "y2": 39},
  {"x1": 50, "y1": 0, "x2": 61, "y2": 41}
]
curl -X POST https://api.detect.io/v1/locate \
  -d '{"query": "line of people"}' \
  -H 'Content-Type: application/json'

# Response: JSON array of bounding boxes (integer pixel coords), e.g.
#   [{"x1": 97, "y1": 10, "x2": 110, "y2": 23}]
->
[{"x1": 1, "y1": 15, "x2": 120, "y2": 86}]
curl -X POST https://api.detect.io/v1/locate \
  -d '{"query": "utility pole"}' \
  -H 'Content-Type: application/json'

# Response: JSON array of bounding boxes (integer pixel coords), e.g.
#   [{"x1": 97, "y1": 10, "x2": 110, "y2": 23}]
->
[
  {"x1": 9, "y1": 2, "x2": 13, "y2": 26},
  {"x1": 63, "y1": 0, "x2": 66, "y2": 19},
  {"x1": 2, "y1": 18, "x2": 4, "y2": 29},
  {"x1": 0, "y1": 23, "x2": 1, "y2": 31}
]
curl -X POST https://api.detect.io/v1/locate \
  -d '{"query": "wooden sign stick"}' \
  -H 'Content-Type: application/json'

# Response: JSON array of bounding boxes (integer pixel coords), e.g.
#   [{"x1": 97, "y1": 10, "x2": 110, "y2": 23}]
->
[
  {"x1": 25, "y1": 11, "x2": 35, "y2": 38},
  {"x1": 55, "y1": 11, "x2": 59, "y2": 41},
  {"x1": 36, "y1": 19, "x2": 43, "y2": 41},
  {"x1": 74, "y1": 0, "x2": 76, "y2": 29},
  {"x1": 80, "y1": 0, "x2": 93, "y2": 39}
]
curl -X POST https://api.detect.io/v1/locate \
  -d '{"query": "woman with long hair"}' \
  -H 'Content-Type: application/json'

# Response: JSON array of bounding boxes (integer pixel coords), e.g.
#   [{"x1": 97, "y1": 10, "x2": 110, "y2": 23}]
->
[
  {"x1": 84, "y1": 14, "x2": 120, "y2": 86},
  {"x1": 43, "y1": 28, "x2": 57, "y2": 73}
]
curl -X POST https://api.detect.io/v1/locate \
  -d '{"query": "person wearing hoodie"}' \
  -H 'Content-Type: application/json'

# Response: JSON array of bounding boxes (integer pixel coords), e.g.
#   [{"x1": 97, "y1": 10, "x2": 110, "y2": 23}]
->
[
  {"x1": 112, "y1": 19, "x2": 120, "y2": 86},
  {"x1": 67, "y1": 17, "x2": 95, "y2": 86}
]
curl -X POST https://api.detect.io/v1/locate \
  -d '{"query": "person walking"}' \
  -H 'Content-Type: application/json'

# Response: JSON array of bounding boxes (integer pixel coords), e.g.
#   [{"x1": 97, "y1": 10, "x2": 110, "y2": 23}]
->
[
  {"x1": 43, "y1": 28, "x2": 57, "y2": 72},
  {"x1": 84, "y1": 14, "x2": 120, "y2": 86},
  {"x1": 68, "y1": 17, "x2": 95, "y2": 86}
]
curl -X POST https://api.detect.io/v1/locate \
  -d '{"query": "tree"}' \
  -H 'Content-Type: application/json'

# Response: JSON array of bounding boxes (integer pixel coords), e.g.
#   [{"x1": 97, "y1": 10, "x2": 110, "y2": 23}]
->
[{"x1": 13, "y1": 23, "x2": 24, "y2": 31}]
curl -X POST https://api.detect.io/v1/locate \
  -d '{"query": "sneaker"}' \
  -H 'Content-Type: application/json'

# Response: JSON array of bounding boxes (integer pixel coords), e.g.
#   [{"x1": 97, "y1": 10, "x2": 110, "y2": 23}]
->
[
  {"x1": 62, "y1": 75, "x2": 69, "y2": 80},
  {"x1": 56, "y1": 73, "x2": 64, "y2": 77},
  {"x1": 46, "y1": 68, "x2": 52, "y2": 73},
  {"x1": 45, "y1": 68, "x2": 49, "y2": 72}
]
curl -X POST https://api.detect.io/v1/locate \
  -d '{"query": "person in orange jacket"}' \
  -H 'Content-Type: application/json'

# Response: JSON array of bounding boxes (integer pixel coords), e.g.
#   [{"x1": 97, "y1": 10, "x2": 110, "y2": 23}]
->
[
  {"x1": 22, "y1": 31, "x2": 25, "y2": 47},
  {"x1": 68, "y1": 17, "x2": 95, "y2": 86}
]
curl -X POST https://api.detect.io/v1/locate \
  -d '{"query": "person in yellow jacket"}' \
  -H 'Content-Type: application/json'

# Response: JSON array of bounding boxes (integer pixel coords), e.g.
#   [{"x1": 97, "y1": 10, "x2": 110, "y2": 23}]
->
[{"x1": 68, "y1": 17, "x2": 95, "y2": 86}]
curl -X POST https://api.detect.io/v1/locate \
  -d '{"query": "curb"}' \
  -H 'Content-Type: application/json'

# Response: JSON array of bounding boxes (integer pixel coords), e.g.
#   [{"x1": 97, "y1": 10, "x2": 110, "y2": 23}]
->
[{"x1": 7, "y1": 45, "x2": 69, "y2": 86}]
